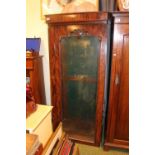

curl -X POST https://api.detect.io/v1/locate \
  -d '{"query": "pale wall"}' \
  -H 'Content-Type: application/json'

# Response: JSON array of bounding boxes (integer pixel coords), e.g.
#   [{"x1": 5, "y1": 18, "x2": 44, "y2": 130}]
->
[{"x1": 26, "y1": 0, "x2": 51, "y2": 105}]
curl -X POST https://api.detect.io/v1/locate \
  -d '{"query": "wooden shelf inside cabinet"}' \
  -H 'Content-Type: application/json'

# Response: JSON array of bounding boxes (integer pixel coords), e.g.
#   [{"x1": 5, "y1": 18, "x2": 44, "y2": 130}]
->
[{"x1": 26, "y1": 52, "x2": 46, "y2": 104}]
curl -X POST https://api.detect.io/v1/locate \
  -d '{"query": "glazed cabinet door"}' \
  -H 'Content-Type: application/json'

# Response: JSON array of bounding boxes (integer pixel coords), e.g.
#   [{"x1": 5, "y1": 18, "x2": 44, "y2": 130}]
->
[
  {"x1": 46, "y1": 13, "x2": 109, "y2": 145},
  {"x1": 104, "y1": 13, "x2": 129, "y2": 150}
]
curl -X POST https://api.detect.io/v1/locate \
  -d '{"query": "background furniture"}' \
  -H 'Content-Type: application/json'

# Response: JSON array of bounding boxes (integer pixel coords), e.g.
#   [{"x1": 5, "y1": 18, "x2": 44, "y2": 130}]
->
[
  {"x1": 42, "y1": 122, "x2": 80, "y2": 155},
  {"x1": 46, "y1": 12, "x2": 110, "y2": 146},
  {"x1": 26, "y1": 133, "x2": 43, "y2": 155},
  {"x1": 26, "y1": 52, "x2": 46, "y2": 104},
  {"x1": 26, "y1": 104, "x2": 53, "y2": 148},
  {"x1": 104, "y1": 12, "x2": 129, "y2": 150},
  {"x1": 26, "y1": 105, "x2": 79, "y2": 154}
]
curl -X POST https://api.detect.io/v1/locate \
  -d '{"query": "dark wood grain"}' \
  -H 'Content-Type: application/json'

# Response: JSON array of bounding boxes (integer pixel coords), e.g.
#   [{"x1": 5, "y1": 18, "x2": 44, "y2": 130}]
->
[
  {"x1": 104, "y1": 12, "x2": 129, "y2": 150},
  {"x1": 48, "y1": 26, "x2": 63, "y2": 130},
  {"x1": 46, "y1": 12, "x2": 109, "y2": 146},
  {"x1": 45, "y1": 12, "x2": 110, "y2": 25},
  {"x1": 26, "y1": 53, "x2": 46, "y2": 105}
]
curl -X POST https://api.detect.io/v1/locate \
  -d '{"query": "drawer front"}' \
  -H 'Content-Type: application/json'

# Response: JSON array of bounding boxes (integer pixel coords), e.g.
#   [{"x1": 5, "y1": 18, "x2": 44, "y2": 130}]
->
[
  {"x1": 33, "y1": 113, "x2": 53, "y2": 148},
  {"x1": 26, "y1": 59, "x2": 34, "y2": 69}
]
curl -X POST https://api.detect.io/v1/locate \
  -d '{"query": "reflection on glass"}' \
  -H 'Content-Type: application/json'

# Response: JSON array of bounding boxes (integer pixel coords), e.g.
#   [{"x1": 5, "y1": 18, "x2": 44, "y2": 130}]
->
[{"x1": 61, "y1": 35, "x2": 100, "y2": 142}]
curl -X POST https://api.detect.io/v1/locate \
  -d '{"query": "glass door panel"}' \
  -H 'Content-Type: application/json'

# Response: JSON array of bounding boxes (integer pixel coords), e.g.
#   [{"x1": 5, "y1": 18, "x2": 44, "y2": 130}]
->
[{"x1": 61, "y1": 35, "x2": 100, "y2": 143}]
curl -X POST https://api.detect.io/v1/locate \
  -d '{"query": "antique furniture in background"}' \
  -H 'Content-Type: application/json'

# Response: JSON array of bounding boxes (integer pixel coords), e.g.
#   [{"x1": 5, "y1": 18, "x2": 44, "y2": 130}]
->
[
  {"x1": 26, "y1": 104, "x2": 53, "y2": 148},
  {"x1": 26, "y1": 83, "x2": 37, "y2": 118},
  {"x1": 26, "y1": 105, "x2": 80, "y2": 154},
  {"x1": 26, "y1": 52, "x2": 46, "y2": 104},
  {"x1": 46, "y1": 12, "x2": 111, "y2": 146},
  {"x1": 104, "y1": 12, "x2": 129, "y2": 150},
  {"x1": 26, "y1": 133, "x2": 43, "y2": 155}
]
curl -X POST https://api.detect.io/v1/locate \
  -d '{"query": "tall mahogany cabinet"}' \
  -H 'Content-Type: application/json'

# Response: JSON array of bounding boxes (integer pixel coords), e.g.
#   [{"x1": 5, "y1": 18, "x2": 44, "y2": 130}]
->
[
  {"x1": 104, "y1": 13, "x2": 129, "y2": 150},
  {"x1": 46, "y1": 12, "x2": 110, "y2": 146},
  {"x1": 46, "y1": 12, "x2": 129, "y2": 148}
]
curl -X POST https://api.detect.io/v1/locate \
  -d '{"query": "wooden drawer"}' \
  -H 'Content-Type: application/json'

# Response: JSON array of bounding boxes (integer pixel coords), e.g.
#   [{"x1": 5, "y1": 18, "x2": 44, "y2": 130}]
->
[
  {"x1": 33, "y1": 112, "x2": 52, "y2": 147},
  {"x1": 26, "y1": 59, "x2": 34, "y2": 69}
]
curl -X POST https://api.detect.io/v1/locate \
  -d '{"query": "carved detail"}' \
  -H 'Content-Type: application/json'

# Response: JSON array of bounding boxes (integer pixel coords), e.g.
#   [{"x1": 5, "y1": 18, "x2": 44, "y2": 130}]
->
[
  {"x1": 60, "y1": 29, "x2": 102, "y2": 42},
  {"x1": 69, "y1": 29, "x2": 89, "y2": 37}
]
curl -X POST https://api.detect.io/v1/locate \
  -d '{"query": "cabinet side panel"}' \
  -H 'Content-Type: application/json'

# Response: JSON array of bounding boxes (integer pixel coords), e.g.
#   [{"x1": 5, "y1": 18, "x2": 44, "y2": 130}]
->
[
  {"x1": 104, "y1": 13, "x2": 129, "y2": 150},
  {"x1": 114, "y1": 34, "x2": 129, "y2": 140},
  {"x1": 48, "y1": 26, "x2": 62, "y2": 130}
]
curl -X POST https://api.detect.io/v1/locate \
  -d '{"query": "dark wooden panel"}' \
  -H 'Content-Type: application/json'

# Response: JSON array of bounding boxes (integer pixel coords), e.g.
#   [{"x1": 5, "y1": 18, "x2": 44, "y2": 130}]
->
[
  {"x1": 114, "y1": 34, "x2": 129, "y2": 140},
  {"x1": 48, "y1": 26, "x2": 62, "y2": 130},
  {"x1": 113, "y1": 12, "x2": 129, "y2": 24},
  {"x1": 46, "y1": 12, "x2": 110, "y2": 25},
  {"x1": 26, "y1": 54, "x2": 46, "y2": 105},
  {"x1": 104, "y1": 12, "x2": 129, "y2": 150}
]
